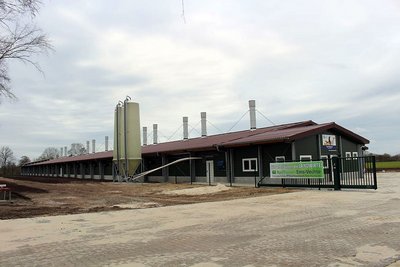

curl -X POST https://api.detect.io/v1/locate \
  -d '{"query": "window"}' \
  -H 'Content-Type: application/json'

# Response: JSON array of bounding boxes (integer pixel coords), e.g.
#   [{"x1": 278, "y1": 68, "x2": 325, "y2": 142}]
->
[
  {"x1": 275, "y1": 156, "x2": 285, "y2": 162},
  {"x1": 242, "y1": 158, "x2": 258, "y2": 172},
  {"x1": 320, "y1": 155, "x2": 329, "y2": 169},
  {"x1": 300, "y1": 155, "x2": 312, "y2": 161},
  {"x1": 352, "y1": 152, "x2": 358, "y2": 158},
  {"x1": 345, "y1": 152, "x2": 352, "y2": 160}
]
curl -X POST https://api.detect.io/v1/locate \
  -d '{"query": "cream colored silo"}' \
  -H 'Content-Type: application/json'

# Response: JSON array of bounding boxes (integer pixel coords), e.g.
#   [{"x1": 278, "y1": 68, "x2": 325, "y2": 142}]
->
[{"x1": 113, "y1": 101, "x2": 141, "y2": 177}]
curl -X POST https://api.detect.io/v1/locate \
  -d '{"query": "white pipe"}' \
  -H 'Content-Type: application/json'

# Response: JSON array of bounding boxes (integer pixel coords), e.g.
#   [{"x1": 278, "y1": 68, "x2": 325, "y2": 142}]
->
[
  {"x1": 249, "y1": 100, "x2": 256, "y2": 130},
  {"x1": 92, "y1": 139, "x2": 95, "y2": 153},
  {"x1": 143, "y1": 127, "x2": 148, "y2": 146},
  {"x1": 201, "y1": 112, "x2": 207, "y2": 137},
  {"x1": 153, "y1": 124, "x2": 158, "y2": 144},
  {"x1": 105, "y1": 136, "x2": 109, "y2": 151},
  {"x1": 183, "y1": 116, "x2": 189, "y2": 140},
  {"x1": 86, "y1": 141, "x2": 90, "y2": 154},
  {"x1": 64, "y1": 146, "x2": 67, "y2": 156}
]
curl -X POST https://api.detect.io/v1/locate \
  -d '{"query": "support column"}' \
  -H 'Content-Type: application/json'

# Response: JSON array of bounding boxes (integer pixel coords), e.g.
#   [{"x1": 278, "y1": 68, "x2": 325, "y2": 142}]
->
[
  {"x1": 80, "y1": 163, "x2": 85, "y2": 179},
  {"x1": 225, "y1": 151, "x2": 230, "y2": 185},
  {"x1": 229, "y1": 149, "x2": 234, "y2": 185},
  {"x1": 99, "y1": 161, "x2": 104, "y2": 180},
  {"x1": 291, "y1": 142, "x2": 296, "y2": 161},
  {"x1": 66, "y1": 164, "x2": 70, "y2": 178},
  {"x1": 90, "y1": 162, "x2": 94, "y2": 179},
  {"x1": 190, "y1": 153, "x2": 196, "y2": 184},
  {"x1": 162, "y1": 155, "x2": 169, "y2": 182},
  {"x1": 258, "y1": 145, "x2": 263, "y2": 181}
]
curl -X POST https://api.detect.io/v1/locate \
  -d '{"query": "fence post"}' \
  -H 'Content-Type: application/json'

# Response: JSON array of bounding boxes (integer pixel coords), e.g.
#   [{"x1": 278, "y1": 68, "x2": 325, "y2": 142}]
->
[
  {"x1": 333, "y1": 157, "x2": 341, "y2": 191},
  {"x1": 372, "y1": 156, "x2": 377, "y2": 190}
]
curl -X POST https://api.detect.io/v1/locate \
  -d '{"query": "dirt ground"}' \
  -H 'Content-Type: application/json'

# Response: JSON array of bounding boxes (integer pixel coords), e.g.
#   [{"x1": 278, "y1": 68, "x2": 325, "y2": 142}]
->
[{"x1": 0, "y1": 176, "x2": 293, "y2": 220}]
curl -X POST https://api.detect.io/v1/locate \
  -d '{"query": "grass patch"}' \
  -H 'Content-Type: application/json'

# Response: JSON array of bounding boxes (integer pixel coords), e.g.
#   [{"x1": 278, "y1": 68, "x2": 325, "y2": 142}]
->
[{"x1": 376, "y1": 161, "x2": 400, "y2": 169}]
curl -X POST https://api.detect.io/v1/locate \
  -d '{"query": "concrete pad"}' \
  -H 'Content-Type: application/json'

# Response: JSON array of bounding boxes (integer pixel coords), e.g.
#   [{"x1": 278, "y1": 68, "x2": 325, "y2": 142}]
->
[{"x1": 0, "y1": 173, "x2": 400, "y2": 266}]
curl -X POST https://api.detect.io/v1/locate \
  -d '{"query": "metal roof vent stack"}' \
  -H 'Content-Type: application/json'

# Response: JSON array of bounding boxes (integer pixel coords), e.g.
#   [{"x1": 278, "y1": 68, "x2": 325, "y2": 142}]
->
[
  {"x1": 153, "y1": 124, "x2": 158, "y2": 144},
  {"x1": 183, "y1": 116, "x2": 189, "y2": 140},
  {"x1": 105, "y1": 136, "x2": 109, "y2": 151},
  {"x1": 249, "y1": 100, "x2": 256, "y2": 130},
  {"x1": 92, "y1": 139, "x2": 96, "y2": 153},
  {"x1": 143, "y1": 127, "x2": 148, "y2": 146},
  {"x1": 86, "y1": 141, "x2": 90, "y2": 154},
  {"x1": 64, "y1": 146, "x2": 67, "y2": 156},
  {"x1": 60, "y1": 147, "x2": 63, "y2": 157},
  {"x1": 201, "y1": 112, "x2": 207, "y2": 137}
]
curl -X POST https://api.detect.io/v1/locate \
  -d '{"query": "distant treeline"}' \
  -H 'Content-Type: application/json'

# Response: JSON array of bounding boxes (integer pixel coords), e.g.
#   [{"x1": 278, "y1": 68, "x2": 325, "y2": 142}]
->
[{"x1": 369, "y1": 153, "x2": 400, "y2": 162}]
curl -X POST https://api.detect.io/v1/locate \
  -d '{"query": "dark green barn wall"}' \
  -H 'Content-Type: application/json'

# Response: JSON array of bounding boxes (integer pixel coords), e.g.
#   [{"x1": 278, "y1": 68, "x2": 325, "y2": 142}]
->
[
  {"x1": 233, "y1": 146, "x2": 258, "y2": 177},
  {"x1": 169, "y1": 156, "x2": 191, "y2": 176},
  {"x1": 341, "y1": 136, "x2": 359, "y2": 154},
  {"x1": 194, "y1": 151, "x2": 226, "y2": 177},
  {"x1": 144, "y1": 156, "x2": 163, "y2": 176},
  {"x1": 294, "y1": 135, "x2": 319, "y2": 160},
  {"x1": 261, "y1": 143, "x2": 292, "y2": 177}
]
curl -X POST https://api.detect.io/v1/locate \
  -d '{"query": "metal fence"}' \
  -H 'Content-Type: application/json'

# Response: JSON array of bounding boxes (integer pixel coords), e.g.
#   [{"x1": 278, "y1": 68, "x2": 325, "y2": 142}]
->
[{"x1": 258, "y1": 156, "x2": 377, "y2": 190}]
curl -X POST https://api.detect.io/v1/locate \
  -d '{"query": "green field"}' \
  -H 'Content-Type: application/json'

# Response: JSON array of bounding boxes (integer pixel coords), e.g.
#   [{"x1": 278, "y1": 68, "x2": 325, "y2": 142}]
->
[{"x1": 376, "y1": 161, "x2": 400, "y2": 169}]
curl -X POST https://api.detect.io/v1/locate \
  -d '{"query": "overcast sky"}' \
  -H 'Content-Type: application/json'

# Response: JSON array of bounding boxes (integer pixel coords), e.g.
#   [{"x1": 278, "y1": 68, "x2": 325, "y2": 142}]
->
[{"x1": 1, "y1": 0, "x2": 399, "y2": 160}]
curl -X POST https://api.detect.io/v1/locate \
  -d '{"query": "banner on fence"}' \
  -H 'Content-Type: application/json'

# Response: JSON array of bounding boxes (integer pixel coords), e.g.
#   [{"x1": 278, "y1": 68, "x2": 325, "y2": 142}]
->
[{"x1": 270, "y1": 161, "x2": 324, "y2": 179}]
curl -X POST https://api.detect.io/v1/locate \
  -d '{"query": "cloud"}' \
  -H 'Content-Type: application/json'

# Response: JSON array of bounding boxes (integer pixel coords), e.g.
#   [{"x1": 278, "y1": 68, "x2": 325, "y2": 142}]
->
[{"x1": 1, "y1": 0, "x2": 400, "y2": 160}]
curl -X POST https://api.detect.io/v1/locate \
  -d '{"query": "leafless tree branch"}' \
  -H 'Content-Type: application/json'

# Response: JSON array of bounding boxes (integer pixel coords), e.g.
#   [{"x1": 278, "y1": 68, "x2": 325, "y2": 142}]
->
[{"x1": 0, "y1": 0, "x2": 51, "y2": 101}]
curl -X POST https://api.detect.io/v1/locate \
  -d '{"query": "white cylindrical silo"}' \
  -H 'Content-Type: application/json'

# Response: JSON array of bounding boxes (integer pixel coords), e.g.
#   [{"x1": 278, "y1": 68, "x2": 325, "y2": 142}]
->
[{"x1": 122, "y1": 101, "x2": 141, "y2": 176}]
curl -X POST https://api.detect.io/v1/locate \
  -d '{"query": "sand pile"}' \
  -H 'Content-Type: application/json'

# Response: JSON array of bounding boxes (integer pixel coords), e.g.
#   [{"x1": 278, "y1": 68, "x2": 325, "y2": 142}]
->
[{"x1": 162, "y1": 183, "x2": 231, "y2": 196}]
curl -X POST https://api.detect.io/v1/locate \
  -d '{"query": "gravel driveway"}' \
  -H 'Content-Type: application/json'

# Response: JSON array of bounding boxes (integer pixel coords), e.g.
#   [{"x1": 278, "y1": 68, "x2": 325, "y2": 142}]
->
[{"x1": 0, "y1": 173, "x2": 399, "y2": 266}]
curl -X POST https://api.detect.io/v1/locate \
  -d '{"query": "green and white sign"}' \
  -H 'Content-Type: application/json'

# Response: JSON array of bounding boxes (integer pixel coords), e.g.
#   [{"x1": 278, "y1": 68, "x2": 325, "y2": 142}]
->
[{"x1": 270, "y1": 161, "x2": 324, "y2": 179}]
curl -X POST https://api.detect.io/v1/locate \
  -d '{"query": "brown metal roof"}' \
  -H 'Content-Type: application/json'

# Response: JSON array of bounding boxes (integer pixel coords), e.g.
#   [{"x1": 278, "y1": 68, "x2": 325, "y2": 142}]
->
[
  {"x1": 141, "y1": 120, "x2": 316, "y2": 154},
  {"x1": 26, "y1": 120, "x2": 369, "y2": 166}
]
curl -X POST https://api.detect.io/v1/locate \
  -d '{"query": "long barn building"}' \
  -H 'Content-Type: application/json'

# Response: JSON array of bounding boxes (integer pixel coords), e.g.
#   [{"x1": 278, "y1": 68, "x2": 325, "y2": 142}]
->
[{"x1": 22, "y1": 120, "x2": 369, "y2": 185}]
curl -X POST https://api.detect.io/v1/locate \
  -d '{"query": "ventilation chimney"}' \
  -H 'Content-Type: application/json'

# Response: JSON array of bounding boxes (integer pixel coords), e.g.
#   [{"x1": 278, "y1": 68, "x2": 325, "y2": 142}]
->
[
  {"x1": 92, "y1": 139, "x2": 96, "y2": 153},
  {"x1": 183, "y1": 116, "x2": 189, "y2": 140},
  {"x1": 60, "y1": 147, "x2": 63, "y2": 157},
  {"x1": 64, "y1": 146, "x2": 67, "y2": 156},
  {"x1": 153, "y1": 124, "x2": 158, "y2": 144},
  {"x1": 86, "y1": 141, "x2": 90, "y2": 154},
  {"x1": 105, "y1": 136, "x2": 109, "y2": 151},
  {"x1": 249, "y1": 100, "x2": 256, "y2": 130},
  {"x1": 201, "y1": 112, "x2": 207, "y2": 137},
  {"x1": 143, "y1": 127, "x2": 148, "y2": 146}
]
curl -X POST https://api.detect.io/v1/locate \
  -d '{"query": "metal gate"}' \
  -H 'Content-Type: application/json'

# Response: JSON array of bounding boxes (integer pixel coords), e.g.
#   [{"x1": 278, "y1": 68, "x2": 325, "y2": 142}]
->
[{"x1": 258, "y1": 156, "x2": 377, "y2": 190}]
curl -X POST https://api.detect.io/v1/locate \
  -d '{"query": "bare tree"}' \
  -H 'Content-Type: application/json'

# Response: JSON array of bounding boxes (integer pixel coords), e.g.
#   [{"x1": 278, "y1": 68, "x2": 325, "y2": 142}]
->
[
  {"x1": 0, "y1": 145, "x2": 15, "y2": 167},
  {"x1": 18, "y1": 155, "x2": 30, "y2": 166},
  {"x1": 38, "y1": 147, "x2": 59, "y2": 160},
  {"x1": 0, "y1": 0, "x2": 51, "y2": 100},
  {"x1": 68, "y1": 143, "x2": 86, "y2": 156}
]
